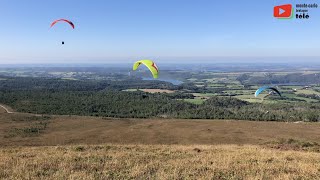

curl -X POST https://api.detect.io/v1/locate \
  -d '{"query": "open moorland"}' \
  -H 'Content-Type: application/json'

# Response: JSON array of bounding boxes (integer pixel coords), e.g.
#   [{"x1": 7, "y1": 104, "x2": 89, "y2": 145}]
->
[
  {"x1": 0, "y1": 113, "x2": 320, "y2": 147},
  {"x1": 0, "y1": 112, "x2": 320, "y2": 179}
]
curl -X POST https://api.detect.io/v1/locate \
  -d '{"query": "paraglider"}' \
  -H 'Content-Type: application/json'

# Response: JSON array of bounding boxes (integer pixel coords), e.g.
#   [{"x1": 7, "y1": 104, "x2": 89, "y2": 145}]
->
[
  {"x1": 50, "y1": 19, "x2": 74, "y2": 45},
  {"x1": 133, "y1": 60, "x2": 159, "y2": 79},
  {"x1": 255, "y1": 86, "x2": 281, "y2": 97},
  {"x1": 50, "y1": 19, "x2": 75, "y2": 29}
]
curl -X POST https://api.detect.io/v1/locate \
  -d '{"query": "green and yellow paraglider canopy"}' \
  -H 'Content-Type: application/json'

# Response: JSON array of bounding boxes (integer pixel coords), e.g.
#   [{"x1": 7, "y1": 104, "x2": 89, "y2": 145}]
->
[{"x1": 133, "y1": 60, "x2": 159, "y2": 79}]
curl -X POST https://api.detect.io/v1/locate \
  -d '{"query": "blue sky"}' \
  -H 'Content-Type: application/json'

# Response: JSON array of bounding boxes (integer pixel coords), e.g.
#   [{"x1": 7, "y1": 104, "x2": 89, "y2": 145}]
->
[{"x1": 0, "y1": 0, "x2": 319, "y2": 64}]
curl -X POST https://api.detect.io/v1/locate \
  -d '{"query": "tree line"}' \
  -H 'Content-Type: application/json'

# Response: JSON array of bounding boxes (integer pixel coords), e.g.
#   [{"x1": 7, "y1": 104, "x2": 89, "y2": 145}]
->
[{"x1": 0, "y1": 77, "x2": 320, "y2": 122}]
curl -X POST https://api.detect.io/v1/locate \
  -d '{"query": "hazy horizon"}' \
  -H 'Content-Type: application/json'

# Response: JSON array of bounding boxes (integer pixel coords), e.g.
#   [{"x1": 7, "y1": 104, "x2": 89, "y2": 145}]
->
[{"x1": 0, "y1": 56, "x2": 319, "y2": 65}]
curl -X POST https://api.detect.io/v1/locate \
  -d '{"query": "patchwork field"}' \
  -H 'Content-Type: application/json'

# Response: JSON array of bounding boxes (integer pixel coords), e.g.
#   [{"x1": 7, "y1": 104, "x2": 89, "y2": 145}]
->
[
  {"x1": 123, "y1": 89, "x2": 175, "y2": 93},
  {"x1": 140, "y1": 89, "x2": 175, "y2": 93}
]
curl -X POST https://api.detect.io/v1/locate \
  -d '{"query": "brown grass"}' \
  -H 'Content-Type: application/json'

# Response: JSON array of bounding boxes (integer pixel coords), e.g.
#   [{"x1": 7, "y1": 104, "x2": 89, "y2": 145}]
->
[
  {"x1": 0, "y1": 144, "x2": 319, "y2": 179},
  {"x1": 0, "y1": 107, "x2": 5, "y2": 114},
  {"x1": 1, "y1": 113, "x2": 320, "y2": 147},
  {"x1": 1, "y1": 113, "x2": 320, "y2": 179},
  {"x1": 0, "y1": 104, "x2": 14, "y2": 113}
]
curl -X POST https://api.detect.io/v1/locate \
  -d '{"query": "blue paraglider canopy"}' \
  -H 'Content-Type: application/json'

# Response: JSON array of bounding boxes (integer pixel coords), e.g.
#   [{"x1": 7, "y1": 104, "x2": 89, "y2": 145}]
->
[{"x1": 255, "y1": 86, "x2": 281, "y2": 97}]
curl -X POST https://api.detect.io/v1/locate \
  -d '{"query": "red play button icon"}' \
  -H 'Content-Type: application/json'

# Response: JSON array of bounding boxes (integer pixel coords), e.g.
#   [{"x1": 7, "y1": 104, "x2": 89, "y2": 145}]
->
[{"x1": 274, "y1": 4, "x2": 293, "y2": 18}]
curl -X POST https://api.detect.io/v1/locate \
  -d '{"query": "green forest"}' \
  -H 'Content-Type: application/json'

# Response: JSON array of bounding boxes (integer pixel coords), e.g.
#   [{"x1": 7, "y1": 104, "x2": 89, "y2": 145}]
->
[{"x1": 1, "y1": 76, "x2": 319, "y2": 122}]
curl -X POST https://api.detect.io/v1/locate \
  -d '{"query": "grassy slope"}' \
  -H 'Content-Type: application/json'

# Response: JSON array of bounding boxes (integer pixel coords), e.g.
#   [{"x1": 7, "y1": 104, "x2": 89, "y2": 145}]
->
[
  {"x1": 1, "y1": 114, "x2": 320, "y2": 146},
  {"x1": 1, "y1": 110, "x2": 320, "y2": 179},
  {"x1": 0, "y1": 144, "x2": 319, "y2": 179}
]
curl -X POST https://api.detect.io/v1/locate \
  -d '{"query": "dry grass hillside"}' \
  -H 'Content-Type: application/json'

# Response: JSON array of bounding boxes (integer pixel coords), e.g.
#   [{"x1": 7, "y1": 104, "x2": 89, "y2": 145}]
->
[
  {"x1": 1, "y1": 106, "x2": 320, "y2": 179},
  {"x1": 0, "y1": 113, "x2": 320, "y2": 146},
  {"x1": 0, "y1": 144, "x2": 320, "y2": 179}
]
